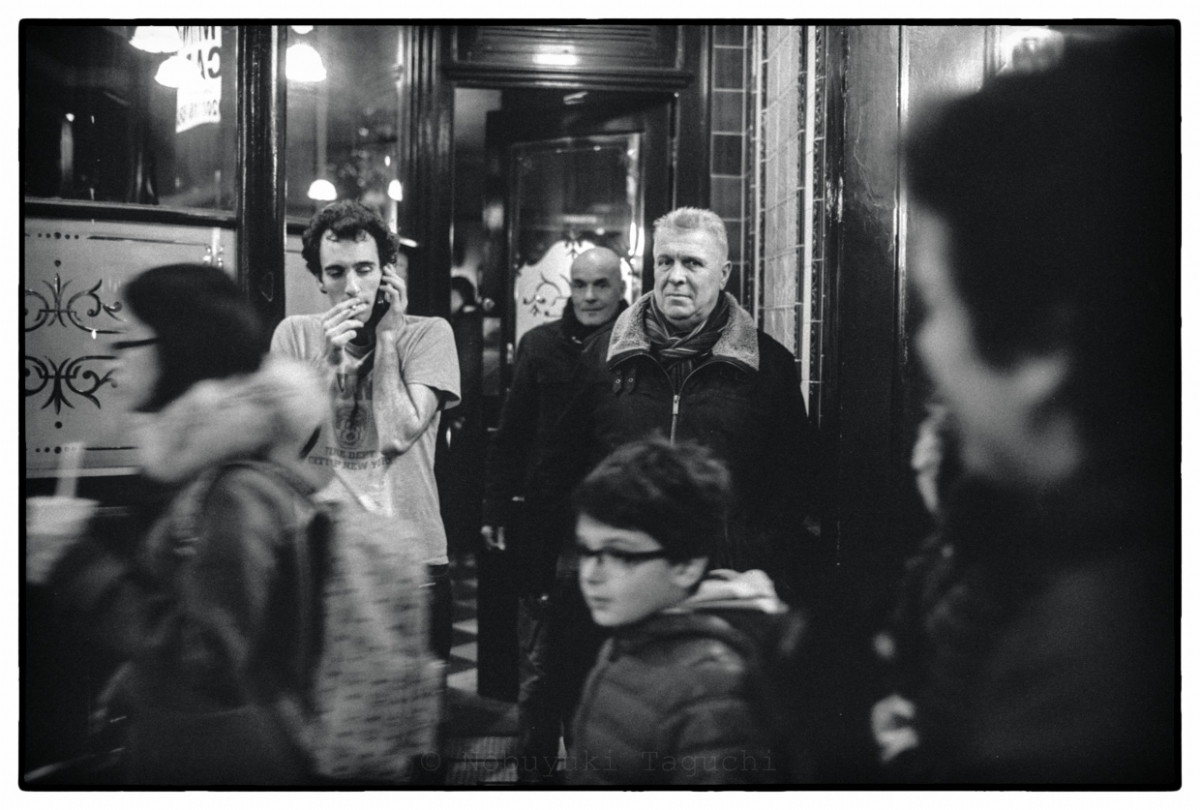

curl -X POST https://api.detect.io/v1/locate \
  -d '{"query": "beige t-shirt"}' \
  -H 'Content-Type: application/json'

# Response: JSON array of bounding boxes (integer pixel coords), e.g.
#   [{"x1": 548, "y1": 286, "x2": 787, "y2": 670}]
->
[{"x1": 271, "y1": 314, "x2": 461, "y2": 565}]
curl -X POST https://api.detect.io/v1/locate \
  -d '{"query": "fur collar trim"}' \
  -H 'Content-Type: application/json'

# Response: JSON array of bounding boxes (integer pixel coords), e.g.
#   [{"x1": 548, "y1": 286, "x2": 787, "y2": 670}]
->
[
  {"x1": 131, "y1": 356, "x2": 328, "y2": 485},
  {"x1": 606, "y1": 292, "x2": 760, "y2": 371}
]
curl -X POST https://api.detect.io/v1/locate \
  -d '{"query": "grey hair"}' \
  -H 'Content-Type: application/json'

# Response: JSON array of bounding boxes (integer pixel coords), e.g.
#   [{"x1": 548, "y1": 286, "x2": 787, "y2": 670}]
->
[{"x1": 653, "y1": 207, "x2": 729, "y2": 262}]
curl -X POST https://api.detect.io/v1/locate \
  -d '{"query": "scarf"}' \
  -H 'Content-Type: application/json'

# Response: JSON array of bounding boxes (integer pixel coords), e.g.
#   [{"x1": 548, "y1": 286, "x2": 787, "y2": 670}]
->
[{"x1": 645, "y1": 293, "x2": 731, "y2": 390}]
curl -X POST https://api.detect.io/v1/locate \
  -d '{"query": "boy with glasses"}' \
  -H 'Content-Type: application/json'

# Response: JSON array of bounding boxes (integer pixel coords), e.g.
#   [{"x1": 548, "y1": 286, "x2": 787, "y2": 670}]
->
[{"x1": 567, "y1": 438, "x2": 786, "y2": 785}]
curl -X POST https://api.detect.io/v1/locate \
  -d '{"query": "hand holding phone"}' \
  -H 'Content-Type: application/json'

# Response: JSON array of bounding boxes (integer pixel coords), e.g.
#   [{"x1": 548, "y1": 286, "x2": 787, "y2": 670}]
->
[
  {"x1": 351, "y1": 267, "x2": 407, "y2": 344},
  {"x1": 351, "y1": 289, "x2": 391, "y2": 345}
]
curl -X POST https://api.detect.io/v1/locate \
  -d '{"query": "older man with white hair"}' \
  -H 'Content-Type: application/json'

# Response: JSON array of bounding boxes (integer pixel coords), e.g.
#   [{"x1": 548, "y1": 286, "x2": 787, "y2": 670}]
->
[{"x1": 549, "y1": 207, "x2": 815, "y2": 579}]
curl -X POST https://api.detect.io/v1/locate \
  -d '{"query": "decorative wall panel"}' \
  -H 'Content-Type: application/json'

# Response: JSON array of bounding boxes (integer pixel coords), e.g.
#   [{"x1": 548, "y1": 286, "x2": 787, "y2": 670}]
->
[
  {"x1": 24, "y1": 218, "x2": 235, "y2": 475},
  {"x1": 453, "y1": 25, "x2": 683, "y2": 77}
]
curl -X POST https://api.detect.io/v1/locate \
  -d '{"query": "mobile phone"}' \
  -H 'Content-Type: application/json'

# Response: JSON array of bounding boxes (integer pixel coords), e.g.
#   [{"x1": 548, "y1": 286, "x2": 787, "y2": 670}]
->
[{"x1": 351, "y1": 288, "x2": 391, "y2": 345}]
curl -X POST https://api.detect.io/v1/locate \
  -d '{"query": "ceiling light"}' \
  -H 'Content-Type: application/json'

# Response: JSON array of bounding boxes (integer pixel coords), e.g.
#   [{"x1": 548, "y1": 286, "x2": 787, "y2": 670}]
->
[
  {"x1": 387, "y1": 180, "x2": 403, "y2": 202},
  {"x1": 154, "y1": 54, "x2": 194, "y2": 88},
  {"x1": 130, "y1": 26, "x2": 182, "y2": 54},
  {"x1": 307, "y1": 179, "x2": 338, "y2": 201},
  {"x1": 290, "y1": 25, "x2": 314, "y2": 35},
  {"x1": 287, "y1": 42, "x2": 327, "y2": 82},
  {"x1": 533, "y1": 52, "x2": 579, "y2": 67}
]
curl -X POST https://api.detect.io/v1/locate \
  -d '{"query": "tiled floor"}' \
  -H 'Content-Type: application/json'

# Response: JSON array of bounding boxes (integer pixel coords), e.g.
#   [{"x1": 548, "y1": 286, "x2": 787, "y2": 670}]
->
[{"x1": 443, "y1": 554, "x2": 523, "y2": 785}]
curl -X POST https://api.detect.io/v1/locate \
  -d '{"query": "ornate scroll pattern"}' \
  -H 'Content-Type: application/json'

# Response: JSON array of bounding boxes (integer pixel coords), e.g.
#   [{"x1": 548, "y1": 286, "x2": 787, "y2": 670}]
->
[
  {"x1": 25, "y1": 355, "x2": 117, "y2": 414},
  {"x1": 24, "y1": 274, "x2": 124, "y2": 334},
  {"x1": 521, "y1": 271, "x2": 570, "y2": 318}
]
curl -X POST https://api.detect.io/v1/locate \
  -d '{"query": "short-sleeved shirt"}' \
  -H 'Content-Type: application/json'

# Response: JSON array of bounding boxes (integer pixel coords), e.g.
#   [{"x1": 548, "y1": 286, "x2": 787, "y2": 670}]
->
[{"x1": 272, "y1": 314, "x2": 461, "y2": 565}]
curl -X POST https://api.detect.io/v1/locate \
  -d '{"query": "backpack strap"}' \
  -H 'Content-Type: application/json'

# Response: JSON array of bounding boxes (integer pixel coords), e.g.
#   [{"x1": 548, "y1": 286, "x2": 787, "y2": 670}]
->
[{"x1": 168, "y1": 460, "x2": 323, "y2": 708}]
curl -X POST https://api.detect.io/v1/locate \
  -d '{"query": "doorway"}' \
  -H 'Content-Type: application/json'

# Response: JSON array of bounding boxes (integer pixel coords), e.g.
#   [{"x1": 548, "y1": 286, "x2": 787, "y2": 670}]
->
[{"x1": 450, "y1": 86, "x2": 674, "y2": 700}]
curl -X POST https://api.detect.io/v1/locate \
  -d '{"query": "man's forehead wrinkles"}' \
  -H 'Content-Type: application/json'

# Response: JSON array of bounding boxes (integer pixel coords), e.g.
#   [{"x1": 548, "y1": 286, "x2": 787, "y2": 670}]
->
[{"x1": 657, "y1": 249, "x2": 706, "y2": 262}]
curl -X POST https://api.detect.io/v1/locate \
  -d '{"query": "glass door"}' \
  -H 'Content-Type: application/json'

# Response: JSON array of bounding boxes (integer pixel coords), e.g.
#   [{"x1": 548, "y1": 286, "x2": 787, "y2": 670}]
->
[{"x1": 507, "y1": 133, "x2": 644, "y2": 349}]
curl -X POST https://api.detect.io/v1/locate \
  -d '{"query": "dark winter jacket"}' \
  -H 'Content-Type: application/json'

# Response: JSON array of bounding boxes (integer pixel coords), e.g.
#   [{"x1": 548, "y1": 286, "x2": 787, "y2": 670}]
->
[
  {"x1": 539, "y1": 293, "x2": 816, "y2": 593},
  {"x1": 875, "y1": 473, "x2": 1177, "y2": 785},
  {"x1": 568, "y1": 570, "x2": 787, "y2": 785},
  {"x1": 482, "y1": 300, "x2": 625, "y2": 593},
  {"x1": 50, "y1": 357, "x2": 329, "y2": 785}
]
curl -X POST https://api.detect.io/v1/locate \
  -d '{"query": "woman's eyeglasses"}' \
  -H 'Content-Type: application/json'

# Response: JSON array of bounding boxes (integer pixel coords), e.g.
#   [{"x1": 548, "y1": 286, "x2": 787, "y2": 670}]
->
[
  {"x1": 576, "y1": 546, "x2": 669, "y2": 570},
  {"x1": 109, "y1": 337, "x2": 160, "y2": 352}
]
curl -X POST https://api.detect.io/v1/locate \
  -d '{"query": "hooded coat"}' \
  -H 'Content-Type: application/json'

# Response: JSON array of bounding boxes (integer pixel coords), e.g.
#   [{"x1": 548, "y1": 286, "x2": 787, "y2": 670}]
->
[
  {"x1": 567, "y1": 569, "x2": 787, "y2": 785},
  {"x1": 51, "y1": 357, "x2": 328, "y2": 785}
]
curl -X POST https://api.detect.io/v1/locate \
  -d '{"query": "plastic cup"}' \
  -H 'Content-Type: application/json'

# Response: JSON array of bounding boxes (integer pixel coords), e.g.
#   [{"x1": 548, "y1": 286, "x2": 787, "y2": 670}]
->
[{"x1": 25, "y1": 496, "x2": 98, "y2": 584}]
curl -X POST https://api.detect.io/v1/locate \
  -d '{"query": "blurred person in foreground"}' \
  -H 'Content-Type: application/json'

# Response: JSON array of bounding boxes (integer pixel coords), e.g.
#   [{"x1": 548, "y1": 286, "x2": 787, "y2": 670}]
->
[
  {"x1": 872, "y1": 28, "x2": 1178, "y2": 784},
  {"x1": 48, "y1": 264, "x2": 328, "y2": 785}
]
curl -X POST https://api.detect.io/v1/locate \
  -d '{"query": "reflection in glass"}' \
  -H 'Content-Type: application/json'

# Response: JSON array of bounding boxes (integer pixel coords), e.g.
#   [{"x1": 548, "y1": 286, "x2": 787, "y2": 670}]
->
[
  {"x1": 509, "y1": 134, "x2": 643, "y2": 347},
  {"x1": 23, "y1": 25, "x2": 238, "y2": 211},
  {"x1": 285, "y1": 25, "x2": 402, "y2": 225}
]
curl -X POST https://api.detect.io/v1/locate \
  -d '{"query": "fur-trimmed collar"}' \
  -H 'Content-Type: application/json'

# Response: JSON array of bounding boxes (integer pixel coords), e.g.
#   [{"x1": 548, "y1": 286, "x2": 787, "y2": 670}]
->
[
  {"x1": 130, "y1": 356, "x2": 329, "y2": 486},
  {"x1": 606, "y1": 292, "x2": 760, "y2": 371}
]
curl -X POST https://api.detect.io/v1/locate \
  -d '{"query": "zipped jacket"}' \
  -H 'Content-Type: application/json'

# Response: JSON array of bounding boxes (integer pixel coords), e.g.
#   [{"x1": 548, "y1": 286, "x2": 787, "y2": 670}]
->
[
  {"x1": 538, "y1": 294, "x2": 816, "y2": 594},
  {"x1": 568, "y1": 570, "x2": 788, "y2": 785}
]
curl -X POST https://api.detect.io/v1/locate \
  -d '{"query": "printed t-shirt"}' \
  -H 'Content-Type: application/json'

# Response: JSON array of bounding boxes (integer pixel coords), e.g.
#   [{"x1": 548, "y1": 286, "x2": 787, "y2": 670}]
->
[{"x1": 271, "y1": 313, "x2": 461, "y2": 565}]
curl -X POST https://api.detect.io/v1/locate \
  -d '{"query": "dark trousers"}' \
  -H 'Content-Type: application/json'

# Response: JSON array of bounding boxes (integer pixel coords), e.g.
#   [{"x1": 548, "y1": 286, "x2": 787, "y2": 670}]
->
[
  {"x1": 516, "y1": 569, "x2": 607, "y2": 782},
  {"x1": 427, "y1": 563, "x2": 453, "y2": 661}
]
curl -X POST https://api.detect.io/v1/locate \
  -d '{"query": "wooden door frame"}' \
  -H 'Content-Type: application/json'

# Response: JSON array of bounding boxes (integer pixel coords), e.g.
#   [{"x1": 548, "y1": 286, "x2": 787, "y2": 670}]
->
[{"x1": 395, "y1": 24, "x2": 711, "y2": 319}]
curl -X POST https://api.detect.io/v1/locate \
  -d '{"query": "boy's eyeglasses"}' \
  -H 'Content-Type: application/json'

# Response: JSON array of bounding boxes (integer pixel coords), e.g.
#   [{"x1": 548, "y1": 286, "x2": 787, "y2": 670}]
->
[
  {"x1": 109, "y1": 337, "x2": 160, "y2": 352},
  {"x1": 576, "y1": 546, "x2": 669, "y2": 570}
]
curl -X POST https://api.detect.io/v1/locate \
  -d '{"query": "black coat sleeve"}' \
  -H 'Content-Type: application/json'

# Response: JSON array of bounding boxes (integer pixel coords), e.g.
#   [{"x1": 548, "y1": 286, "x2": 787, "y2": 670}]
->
[
  {"x1": 527, "y1": 334, "x2": 609, "y2": 543},
  {"x1": 482, "y1": 332, "x2": 544, "y2": 527}
]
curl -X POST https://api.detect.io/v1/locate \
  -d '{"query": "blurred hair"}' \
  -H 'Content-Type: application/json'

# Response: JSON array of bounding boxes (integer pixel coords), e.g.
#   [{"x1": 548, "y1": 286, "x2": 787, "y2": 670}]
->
[
  {"x1": 123, "y1": 263, "x2": 265, "y2": 412},
  {"x1": 653, "y1": 207, "x2": 729, "y2": 263},
  {"x1": 905, "y1": 28, "x2": 1177, "y2": 461},
  {"x1": 450, "y1": 275, "x2": 477, "y2": 306},
  {"x1": 572, "y1": 436, "x2": 732, "y2": 562},
  {"x1": 301, "y1": 200, "x2": 400, "y2": 280}
]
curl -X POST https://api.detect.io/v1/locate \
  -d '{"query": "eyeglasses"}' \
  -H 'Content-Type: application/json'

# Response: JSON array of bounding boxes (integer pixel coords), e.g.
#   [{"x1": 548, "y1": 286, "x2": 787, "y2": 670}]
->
[
  {"x1": 109, "y1": 337, "x2": 160, "y2": 352},
  {"x1": 576, "y1": 545, "x2": 669, "y2": 570}
]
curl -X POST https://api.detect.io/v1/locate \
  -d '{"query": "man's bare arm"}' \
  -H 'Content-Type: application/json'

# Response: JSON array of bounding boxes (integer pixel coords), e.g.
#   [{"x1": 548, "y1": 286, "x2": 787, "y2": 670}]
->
[
  {"x1": 370, "y1": 267, "x2": 450, "y2": 458},
  {"x1": 374, "y1": 332, "x2": 443, "y2": 459}
]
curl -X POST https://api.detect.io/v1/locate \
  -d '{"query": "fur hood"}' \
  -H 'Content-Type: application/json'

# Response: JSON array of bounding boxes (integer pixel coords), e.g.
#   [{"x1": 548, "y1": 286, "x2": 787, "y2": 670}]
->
[
  {"x1": 130, "y1": 355, "x2": 328, "y2": 486},
  {"x1": 606, "y1": 292, "x2": 760, "y2": 372},
  {"x1": 674, "y1": 568, "x2": 788, "y2": 615}
]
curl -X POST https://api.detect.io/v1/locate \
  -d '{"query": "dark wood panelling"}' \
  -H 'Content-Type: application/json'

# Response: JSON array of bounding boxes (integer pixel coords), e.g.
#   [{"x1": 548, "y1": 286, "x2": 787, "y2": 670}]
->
[
  {"x1": 235, "y1": 25, "x2": 287, "y2": 343},
  {"x1": 23, "y1": 199, "x2": 236, "y2": 229},
  {"x1": 397, "y1": 26, "x2": 455, "y2": 319},
  {"x1": 830, "y1": 25, "x2": 904, "y2": 586},
  {"x1": 891, "y1": 24, "x2": 991, "y2": 559},
  {"x1": 673, "y1": 25, "x2": 710, "y2": 209},
  {"x1": 449, "y1": 25, "x2": 690, "y2": 89}
]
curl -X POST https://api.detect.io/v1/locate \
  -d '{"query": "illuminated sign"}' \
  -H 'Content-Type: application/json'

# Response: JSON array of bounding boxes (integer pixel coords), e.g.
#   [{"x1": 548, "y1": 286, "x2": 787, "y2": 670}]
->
[{"x1": 176, "y1": 26, "x2": 222, "y2": 133}]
